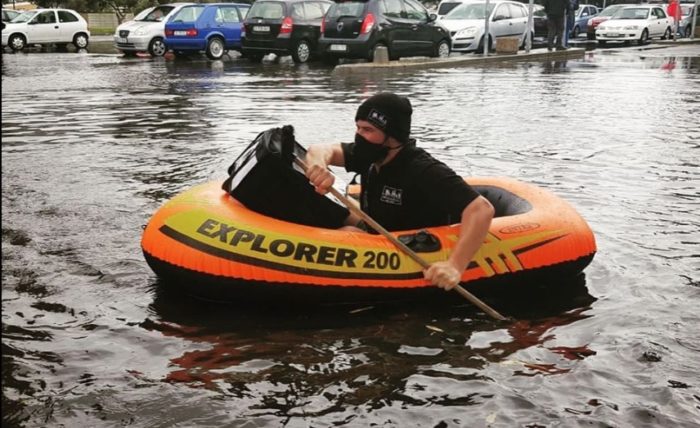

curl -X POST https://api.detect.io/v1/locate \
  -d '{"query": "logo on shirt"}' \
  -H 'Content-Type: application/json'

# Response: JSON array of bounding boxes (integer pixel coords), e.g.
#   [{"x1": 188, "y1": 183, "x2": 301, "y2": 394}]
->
[
  {"x1": 367, "y1": 109, "x2": 388, "y2": 130},
  {"x1": 380, "y1": 186, "x2": 403, "y2": 205}
]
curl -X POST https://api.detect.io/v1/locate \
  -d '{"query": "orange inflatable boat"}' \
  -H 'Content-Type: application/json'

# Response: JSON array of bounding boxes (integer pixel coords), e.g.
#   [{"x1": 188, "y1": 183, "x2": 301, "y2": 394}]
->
[{"x1": 142, "y1": 177, "x2": 596, "y2": 302}]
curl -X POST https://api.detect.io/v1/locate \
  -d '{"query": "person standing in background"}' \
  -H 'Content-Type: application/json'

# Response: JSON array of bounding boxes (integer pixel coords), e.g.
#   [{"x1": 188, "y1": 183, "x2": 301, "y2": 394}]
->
[
  {"x1": 544, "y1": 0, "x2": 571, "y2": 51},
  {"x1": 666, "y1": 0, "x2": 681, "y2": 40},
  {"x1": 565, "y1": 0, "x2": 579, "y2": 47}
]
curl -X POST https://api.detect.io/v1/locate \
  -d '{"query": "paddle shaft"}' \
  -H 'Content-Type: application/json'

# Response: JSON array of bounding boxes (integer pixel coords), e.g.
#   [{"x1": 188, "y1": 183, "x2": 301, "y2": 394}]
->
[{"x1": 294, "y1": 157, "x2": 507, "y2": 321}]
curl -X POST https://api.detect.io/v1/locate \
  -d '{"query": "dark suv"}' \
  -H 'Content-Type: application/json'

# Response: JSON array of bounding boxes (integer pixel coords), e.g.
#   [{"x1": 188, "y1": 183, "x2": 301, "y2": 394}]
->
[
  {"x1": 318, "y1": 0, "x2": 451, "y2": 63},
  {"x1": 242, "y1": 0, "x2": 332, "y2": 63}
]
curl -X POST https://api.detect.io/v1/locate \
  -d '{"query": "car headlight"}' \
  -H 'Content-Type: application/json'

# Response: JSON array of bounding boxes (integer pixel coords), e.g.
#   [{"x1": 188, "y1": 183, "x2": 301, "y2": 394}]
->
[
  {"x1": 623, "y1": 25, "x2": 638, "y2": 30},
  {"x1": 456, "y1": 27, "x2": 478, "y2": 37},
  {"x1": 597, "y1": 25, "x2": 606, "y2": 31},
  {"x1": 133, "y1": 27, "x2": 148, "y2": 36}
]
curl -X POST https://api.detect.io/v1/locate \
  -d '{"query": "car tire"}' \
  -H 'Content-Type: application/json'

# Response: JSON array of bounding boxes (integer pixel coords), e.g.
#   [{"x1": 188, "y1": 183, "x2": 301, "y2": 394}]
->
[
  {"x1": 572, "y1": 26, "x2": 580, "y2": 38},
  {"x1": 8, "y1": 33, "x2": 26, "y2": 51},
  {"x1": 205, "y1": 37, "x2": 225, "y2": 60},
  {"x1": 433, "y1": 39, "x2": 450, "y2": 58},
  {"x1": 73, "y1": 33, "x2": 89, "y2": 49},
  {"x1": 291, "y1": 39, "x2": 311, "y2": 63},
  {"x1": 662, "y1": 27, "x2": 672, "y2": 40},
  {"x1": 638, "y1": 28, "x2": 648, "y2": 45},
  {"x1": 370, "y1": 43, "x2": 392, "y2": 61},
  {"x1": 148, "y1": 37, "x2": 167, "y2": 57},
  {"x1": 684, "y1": 25, "x2": 691, "y2": 38},
  {"x1": 477, "y1": 35, "x2": 492, "y2": 54}
]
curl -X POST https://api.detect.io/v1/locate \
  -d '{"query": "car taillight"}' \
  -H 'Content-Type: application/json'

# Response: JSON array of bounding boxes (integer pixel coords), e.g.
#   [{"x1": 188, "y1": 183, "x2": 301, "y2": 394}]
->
[
  {"x1": 360, "y1": 13, "x2": 375, "y2": 34},
  {"x1": 165, "y1": 29, "x2": 173, "y2": 36},
  {"x1": 320, "y1": 18, "x2": 325, "y2": 34},
  {"x1": 185, "y1": 29, "x2": 197, "y2": 37},
  {"x1": 280, "y1": 16, "x2": 293, "y2": 34}
]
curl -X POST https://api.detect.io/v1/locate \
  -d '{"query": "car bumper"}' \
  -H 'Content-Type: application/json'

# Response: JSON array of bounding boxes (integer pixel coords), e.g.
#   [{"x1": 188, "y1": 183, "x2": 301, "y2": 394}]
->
[
  {"x1": 1, "y1": 33, "x2": 9, "y2": 47},
  {"x1": 318, "y1": 34, "x2": 373, "y2": 58},
  {"x1": 164, "y1": 37, "x2": 205, "y2": 51},
  {"x1": 595, "y1": 29, "x2": 643, "y2": 41},
  {"x1": 451, "y1": 36, "x2": 480, "y2": 52},
  {"x1": 241, "y1": 37, "x2": 293, "y2": 55},
  {"x1": 114, "y1": 34, "x2": 150, "y2": 51}
]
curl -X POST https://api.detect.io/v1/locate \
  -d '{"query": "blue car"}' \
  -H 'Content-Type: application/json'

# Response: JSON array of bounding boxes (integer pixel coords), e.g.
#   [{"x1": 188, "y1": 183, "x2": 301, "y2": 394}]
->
[
  {"x1": 164, "y1": 3, "x2": 250, "y2": 59},
  {"x1": 569, "y1": 4, "x2": 600, "y2": 38}
]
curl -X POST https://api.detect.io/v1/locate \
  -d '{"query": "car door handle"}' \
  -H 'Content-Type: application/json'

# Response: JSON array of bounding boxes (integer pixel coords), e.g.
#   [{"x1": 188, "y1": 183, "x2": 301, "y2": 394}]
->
[{"x1": 54, "y1": 25, "x2": 59, "y2": 29}]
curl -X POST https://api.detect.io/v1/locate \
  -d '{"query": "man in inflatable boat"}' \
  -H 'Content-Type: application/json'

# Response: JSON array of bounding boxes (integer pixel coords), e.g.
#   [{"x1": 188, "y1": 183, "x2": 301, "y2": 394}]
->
[{"x1": 305, "y1": 92, "x2": 495, "y2": 292}]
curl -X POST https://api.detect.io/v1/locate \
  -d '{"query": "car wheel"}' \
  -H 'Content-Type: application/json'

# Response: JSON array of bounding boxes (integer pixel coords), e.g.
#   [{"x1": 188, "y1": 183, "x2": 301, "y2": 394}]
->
[
  {"x1": 148, "y1": 37, "x2": 167, "y2": 57},
  {"x1": 73, "y1": 33, "x2": 89, "y2": 49},
  {"x1": 433, "y1": 39, "x2": 450, "y2": 58},
  {"x1": 662, "y1": 27, "x2": 672, "y2": 40},
  {"x1": 684, "y1": 25, "x2": 691, "y2": 38},
  {"x1": 572, "y1": 26, "x2": 580, "y2": 38},
  {"x1": 370, "y1": 43, "x2": 392, "y2": 61},
  {"x1": 638, "y1": 28, "x2": 648, "y2": 45},
  {"x1": 9, "y1": 34, "x2": 26, "y2": 51},
  {"x1": 205, "y1": 37, "x2": 225, "y2": 60},
  {"x1": 291, "y1": 39, "x2": 311, "y2": 63},
  {"x1": 477, "y1": 35, "x2": 492, "y2": 54}
]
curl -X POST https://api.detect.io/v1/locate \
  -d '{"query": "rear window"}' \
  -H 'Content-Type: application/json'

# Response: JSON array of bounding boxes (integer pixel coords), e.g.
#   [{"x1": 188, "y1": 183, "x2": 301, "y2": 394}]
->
[
  {"x1": 58, "y1": 10, "x2": 80, "y2": 22},
  {"x1": 171, "y1": 5, "x2": 205, "y2": 23},
  {"x1": 326, "y1": 2, "x2": 366, "y2": 18},
  {"x1": 248, "y1": 1, "x2": 285, "y2": 19}
]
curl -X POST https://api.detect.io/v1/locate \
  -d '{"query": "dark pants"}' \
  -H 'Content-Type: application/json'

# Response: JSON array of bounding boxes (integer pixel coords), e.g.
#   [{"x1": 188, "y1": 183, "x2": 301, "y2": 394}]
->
[{"x1": 547, "y1": 15, "x2": 566, "y2": 49}]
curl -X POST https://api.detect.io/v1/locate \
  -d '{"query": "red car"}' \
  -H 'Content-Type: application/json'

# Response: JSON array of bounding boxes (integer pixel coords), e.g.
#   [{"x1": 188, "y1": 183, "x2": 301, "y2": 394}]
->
[{"x1": 586, "y1": 4, "x2": 627, "y2": 40}]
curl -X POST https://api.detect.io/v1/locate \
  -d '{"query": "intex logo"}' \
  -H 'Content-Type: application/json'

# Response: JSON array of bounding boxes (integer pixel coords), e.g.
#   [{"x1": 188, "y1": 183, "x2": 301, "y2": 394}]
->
[
  {"x1": 380, "y1": 186, "x2": 402, "y2": 205},
  {"x1": 367, "y1": 109, "x2": 388, "y2": 129},
  {"x1": 499, "y1": 223, "x2": 540, "y2": 234}
]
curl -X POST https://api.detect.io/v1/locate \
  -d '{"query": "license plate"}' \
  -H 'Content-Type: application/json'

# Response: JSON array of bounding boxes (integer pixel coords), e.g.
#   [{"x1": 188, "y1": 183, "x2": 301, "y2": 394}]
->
[
  {"x1": 253, "y1": 25, "x2": 270, "y2": 32},
  {"x1": 607, "y1": 33, "x2": 619, "y2": 37},
  {"x1": 329, "y1": 44, "x2": 347, "y2": 52},
  {"x1": 174, "y1": 30, "x2": 188, "y2": 36},
  {"x1": 117, "y1": 37, "x2": 126, "y2": 43}
]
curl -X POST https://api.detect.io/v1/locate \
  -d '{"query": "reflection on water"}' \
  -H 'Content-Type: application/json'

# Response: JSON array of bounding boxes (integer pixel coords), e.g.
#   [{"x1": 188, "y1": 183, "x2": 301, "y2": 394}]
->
[{"x1": 2, "y1": 47, "x2": 700, "y2": 426}]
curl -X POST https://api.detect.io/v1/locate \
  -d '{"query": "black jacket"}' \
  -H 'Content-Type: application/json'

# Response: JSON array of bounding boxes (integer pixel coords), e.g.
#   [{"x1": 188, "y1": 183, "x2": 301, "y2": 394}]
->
[{"x1": 543, "y1": 0, "x2": 571, "y2": 17}]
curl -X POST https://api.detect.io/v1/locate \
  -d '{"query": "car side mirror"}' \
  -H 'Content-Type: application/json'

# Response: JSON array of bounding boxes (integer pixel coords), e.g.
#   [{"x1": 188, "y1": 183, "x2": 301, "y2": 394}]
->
[{"x1": 428, "y1": 13, "x2": 437, "y2": 22}]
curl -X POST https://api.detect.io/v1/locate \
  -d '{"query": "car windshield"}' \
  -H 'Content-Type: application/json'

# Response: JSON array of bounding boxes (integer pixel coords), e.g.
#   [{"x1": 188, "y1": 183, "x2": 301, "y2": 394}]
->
[
  {"x1": 444, "y1": 2, "x2": 494, "y2": 20},
  {"x1": 611, "y1": 7, "x2": 649, "y2": 20},
  {"x1": 138, "y1": 5, "x2": 175, "y2": 22},
  {"x1": 599, "y1": 5, "x2": 624, "y2": 17},
  {"x1": 247, "y1": 1, "x2": 285, "y2": 19},
  {"x1": 438, "y1": 2, "x2": 462, "y2": 15},
  {"x1": 11, "y1": 10, "x2": 36, "y2": 23},
  {"x1": 171, "y1": 5, "x2": 204, "y2": 22},
  {"x1": 533, "y1": 6, "x2": 546, "y2": 17},
  {"x1": 680, "y1": 5, "x2": 692, "y2": 16}
]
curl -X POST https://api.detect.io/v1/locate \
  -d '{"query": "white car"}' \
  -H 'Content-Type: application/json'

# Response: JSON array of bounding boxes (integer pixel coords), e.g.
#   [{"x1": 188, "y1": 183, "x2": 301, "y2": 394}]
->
[
  {"x1": 440, "y1": 0, "x2": 530, "y2": 53},
  {"x1": 1, "y1": 8, "x2": 89, "y2": 51},
  {"x1": 114, "y1": 3, "x2": 193, "y2": 57},
  {"x1": 595, "y1": 5, "x2": 673, "y2": 46}
]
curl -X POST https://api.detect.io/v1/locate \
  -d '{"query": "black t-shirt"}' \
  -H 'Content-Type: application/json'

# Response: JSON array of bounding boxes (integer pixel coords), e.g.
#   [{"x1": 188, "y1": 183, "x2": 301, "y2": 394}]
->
[{"x1": 342, "y1": 141, "x2": 480, "y2": 232}]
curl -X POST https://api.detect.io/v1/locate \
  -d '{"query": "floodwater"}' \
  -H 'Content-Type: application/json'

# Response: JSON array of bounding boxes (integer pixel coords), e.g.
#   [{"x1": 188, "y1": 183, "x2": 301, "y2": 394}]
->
[{"x1": 2, "y1": 46, "x2": 699, "y2": 427}]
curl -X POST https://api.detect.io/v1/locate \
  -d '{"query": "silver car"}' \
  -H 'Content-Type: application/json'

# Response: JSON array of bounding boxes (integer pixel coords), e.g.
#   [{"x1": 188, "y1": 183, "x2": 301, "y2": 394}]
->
[
  {"x1": 440, "y1": 0, "x2": 530, "y2": 53},
  {"x1": 114, "y1": 3, "x2": 193, "y2": 57}
]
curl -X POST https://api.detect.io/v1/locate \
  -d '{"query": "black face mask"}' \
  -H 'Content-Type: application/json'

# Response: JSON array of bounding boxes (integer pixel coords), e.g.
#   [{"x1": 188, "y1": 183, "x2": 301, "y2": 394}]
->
[{"x1": 354, "y1": 133, "x2": 389, "y2": 171}]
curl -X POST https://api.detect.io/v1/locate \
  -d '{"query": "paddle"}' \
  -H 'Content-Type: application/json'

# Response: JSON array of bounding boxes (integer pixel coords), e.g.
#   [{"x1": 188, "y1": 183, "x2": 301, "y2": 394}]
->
[{"x1": 294, "y1": 156, "x2": 508, "y2": 321}]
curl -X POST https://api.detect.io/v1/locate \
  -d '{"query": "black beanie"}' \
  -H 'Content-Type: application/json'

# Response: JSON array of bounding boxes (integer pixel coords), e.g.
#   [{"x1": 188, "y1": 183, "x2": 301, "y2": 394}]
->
[{"x1": 355, "y1": 93, "x2": 412, "y2": 144}]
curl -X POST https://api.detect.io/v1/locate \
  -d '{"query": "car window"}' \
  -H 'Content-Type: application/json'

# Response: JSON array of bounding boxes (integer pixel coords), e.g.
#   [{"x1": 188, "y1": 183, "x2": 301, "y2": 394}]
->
[
  {"x1": 438, "y1": 2, "x2": 462, "y2": 15},
  {"x1": 238, "y1": 6, "x2": 250, "y2": 19},
  {"x1": 304, "y1": 2, "x2": 326, "y2": 20},
  {"x1": 171, "y1": 6, "x2": 205, "y2": 23},
  {"x1": 533, "y1": 6, "x2": 546, "y2": 17},
  {"x1": 247, "y1": 1, "x2": 285, "y2": 19},
  {"x1": 493, "y1": 4, "x2": 510, "y2": 20},
  {"x1": 508, "y1": 3, "x2": 526, "y2": 18},
  {"x1": 444, "y1": 3, "x2": 495, "y2": 20},
  {"x1": 58, "y1": 10, "x2": 79, "y2": 23},
  {"x1": 291, "y1": 3, "x2": 305, "y2": 19},
  {"x1": 33, "y1": 11, "x2": 57, "y2": 24},
  {"x1": 404, "y1": 0, "x2": 428, "y2": 21},
  {"x1": 141, "y1": 6, "x2": 174, "y2": 22},
  {"x1": 217, "y1": 6, "x2": 241, "y2": 23},
  {"x1": 654, "y1": 8, "x2": 666, "y2": 18},
  {"x1": 381, "y1": 0, "x2": 403, "y2": 19},
  {"x1": 326, "y1": 2, "x2": 365, "y2": 18}
]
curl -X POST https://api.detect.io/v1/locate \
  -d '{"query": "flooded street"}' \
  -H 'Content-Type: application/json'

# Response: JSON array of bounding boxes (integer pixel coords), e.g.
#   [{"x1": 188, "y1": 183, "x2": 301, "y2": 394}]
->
[{"x1": 2, "y1": 46, "x2": 700, "y2": 427}]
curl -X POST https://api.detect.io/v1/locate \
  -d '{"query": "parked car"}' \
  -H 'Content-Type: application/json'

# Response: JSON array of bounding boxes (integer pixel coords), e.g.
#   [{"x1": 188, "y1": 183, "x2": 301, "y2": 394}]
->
[
  {"x1": 318, "y1": 0, "x2": 450, "y2": 62},
  {"x1": 440, "y1": 0, "x2": 529, "y2": 53},
  {"x1": 241, "y1": 0, "x2": 332, "y2": 63},
  {"x1": 586, "y1": 4, "x2": 627, "y2": 40},
  {"x1": 114, "y1": 3, "x2": 193, "y2": 57},
  {"x1": 676, "y1": 3, "x2": 697, "y2": 38},
  {"x1": 164, "y1": 3, "x2": 250, "y2": 60},
  {"x1": 531, "y1": 4, "x2": 548, "y2": 38},
  {"x1": 595, "y1": 5, "x2": 673, "y2": 46},
  {"x1": 1, "y1": 8, "x2": 89, "y2": 51},
  {"x1": 318, "y1": 0, "x2": 451, "y2": 63},
  {"x1": 569, "y1": 4, "x2": 599, "y2": 38}
]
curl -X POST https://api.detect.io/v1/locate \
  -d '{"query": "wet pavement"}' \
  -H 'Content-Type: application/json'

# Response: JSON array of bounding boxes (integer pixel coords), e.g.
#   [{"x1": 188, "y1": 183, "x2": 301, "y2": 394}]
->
[{"x1": 2, "y1": 44, "x2": 700, "y2": 427}]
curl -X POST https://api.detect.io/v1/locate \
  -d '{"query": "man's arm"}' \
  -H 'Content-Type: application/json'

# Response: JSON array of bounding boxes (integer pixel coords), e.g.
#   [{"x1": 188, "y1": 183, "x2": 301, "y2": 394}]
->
[
  {"x1": 424, "y1": 196, "x2": 494, "y2": 290},
  {"x1": 304, "y1": 144, "x2": 345, "y2": 194}
]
